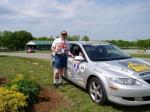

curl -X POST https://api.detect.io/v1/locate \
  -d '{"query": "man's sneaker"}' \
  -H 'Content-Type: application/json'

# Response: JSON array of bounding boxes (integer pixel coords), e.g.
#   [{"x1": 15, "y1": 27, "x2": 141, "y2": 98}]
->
[
  {"x1": 53, "y1": 83, "x2": 59, "y2": 89},
  {"x1": 58, "y1": 83, "x2": 63, "y2": 86}
]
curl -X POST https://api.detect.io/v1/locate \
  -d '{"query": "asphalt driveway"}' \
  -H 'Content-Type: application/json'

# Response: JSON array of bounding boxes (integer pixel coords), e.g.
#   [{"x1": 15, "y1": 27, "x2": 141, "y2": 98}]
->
[
  {"x1": 0, "y1": 52, "x2": 150, "y2": 62},
  {"x1": 0, "y1": 52, "x2": 51, "y2": 60}
]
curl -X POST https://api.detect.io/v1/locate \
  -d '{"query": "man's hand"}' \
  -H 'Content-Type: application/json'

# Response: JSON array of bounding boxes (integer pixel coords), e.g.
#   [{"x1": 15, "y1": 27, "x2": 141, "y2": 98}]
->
[
  {"x1": 54, "y1": 49, "x2": 60, "y2": 53},
  {"x1": 51, "y1": 46, "x2": 60, "y2": 54},
  {"x1": 68, "y1": 51, "x2": 74, "y2": 58}
]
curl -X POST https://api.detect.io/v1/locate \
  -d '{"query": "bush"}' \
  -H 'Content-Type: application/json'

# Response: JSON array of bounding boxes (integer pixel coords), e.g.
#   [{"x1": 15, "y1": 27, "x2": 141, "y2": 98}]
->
[
  {"x1": 0, "y1": 87, "x2": 27, "y2": 112},
  {"x1": 6, "y1": 79, "x2": 41, "y2": 105}
]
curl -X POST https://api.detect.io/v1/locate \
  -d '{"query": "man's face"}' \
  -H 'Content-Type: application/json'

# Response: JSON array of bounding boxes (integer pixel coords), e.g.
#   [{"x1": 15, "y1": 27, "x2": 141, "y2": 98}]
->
[{"x1": 61, "y1": 33, "x2": 67, "y2": 39}]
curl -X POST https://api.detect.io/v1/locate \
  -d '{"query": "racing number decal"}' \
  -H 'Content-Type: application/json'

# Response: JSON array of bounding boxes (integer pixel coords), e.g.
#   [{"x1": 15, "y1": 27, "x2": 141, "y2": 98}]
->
[
  {"x1": 71, "y1": 61, "x2": 86, "y2": 80},
  {"x1": 72, "y1": 61, "x2": 80, "y2": 74},
  {"x1": 128, "y1": 62, "x2": 150, "y2": 72}
]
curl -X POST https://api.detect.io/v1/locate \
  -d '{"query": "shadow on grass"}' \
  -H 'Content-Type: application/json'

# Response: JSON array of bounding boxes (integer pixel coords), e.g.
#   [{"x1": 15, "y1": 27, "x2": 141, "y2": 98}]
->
[
  {"x1": 109, "y1": 102, "x2": 150, "y2": 112},
  {"x1": 63, "y1": 78, "x2": 150, "y2": 112},
  {"x1": 0, "y1": 55, "x2": 8, "y2": 57}
]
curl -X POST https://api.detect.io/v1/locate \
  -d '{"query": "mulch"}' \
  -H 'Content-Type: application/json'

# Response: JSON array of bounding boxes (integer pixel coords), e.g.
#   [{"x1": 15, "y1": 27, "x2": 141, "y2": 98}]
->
[
  {"x1": 29, "y1": 87, "x2": 72, "y2": 112},
  {"x1": 0, "y1": 77, "x2": 8, "y2": 85}
]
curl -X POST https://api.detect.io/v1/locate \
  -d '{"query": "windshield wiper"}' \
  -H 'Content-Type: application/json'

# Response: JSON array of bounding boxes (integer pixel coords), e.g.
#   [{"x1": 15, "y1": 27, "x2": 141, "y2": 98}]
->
[{"x1": 113, "y1": 57, "x2": 132, "y2": 60}]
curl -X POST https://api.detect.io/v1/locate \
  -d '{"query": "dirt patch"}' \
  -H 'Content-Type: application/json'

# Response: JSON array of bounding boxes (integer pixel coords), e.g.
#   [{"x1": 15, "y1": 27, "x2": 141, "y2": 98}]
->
[
  {"x1": 30, "y1": 87, "x2": 72, "y2": 112},
  {"x1": 0, "y1": 77, "x2": 8, "y2": 85}
]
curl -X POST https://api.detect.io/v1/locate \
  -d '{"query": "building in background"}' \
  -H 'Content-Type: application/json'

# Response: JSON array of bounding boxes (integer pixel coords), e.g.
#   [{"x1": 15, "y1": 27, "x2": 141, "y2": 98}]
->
[{"x1": 26, "y1": 41, "x2": 53, "y2": 50}]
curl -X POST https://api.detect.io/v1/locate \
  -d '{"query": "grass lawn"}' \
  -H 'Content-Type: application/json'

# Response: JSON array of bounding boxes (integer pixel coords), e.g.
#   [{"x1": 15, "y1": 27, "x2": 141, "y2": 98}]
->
[
  {"x1": 131, "y1": 54, "x2": 150, "y2": 58},
  {"x1": 0, "y1": 56, "x2": 150, "y2": 112},
  {"x1": 7, "y1": 50, "x2": 51, "y2": 54}
]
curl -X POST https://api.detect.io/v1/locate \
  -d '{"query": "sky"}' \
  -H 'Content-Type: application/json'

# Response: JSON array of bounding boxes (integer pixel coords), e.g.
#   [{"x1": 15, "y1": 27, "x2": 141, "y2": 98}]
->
[{"x1": 0, "y1": 0, "x2": 150, "y2": 40}]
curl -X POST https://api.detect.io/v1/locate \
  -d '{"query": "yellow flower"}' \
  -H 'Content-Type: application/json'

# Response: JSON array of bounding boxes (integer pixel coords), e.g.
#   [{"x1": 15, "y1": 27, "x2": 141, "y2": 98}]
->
[{"x1": 14, "y1": 74, "x2": 24, "y2": 82}]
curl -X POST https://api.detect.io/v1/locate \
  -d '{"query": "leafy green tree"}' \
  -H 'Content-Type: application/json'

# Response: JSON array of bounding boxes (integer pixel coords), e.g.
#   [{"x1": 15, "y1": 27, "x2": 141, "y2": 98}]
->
[
  {"x1": 81, "y1": 35, "x2": 90, "y2": 41},
  {"x1": 0, "y1": 35, "x2": 2, "y2": 48},
  {"x1": 1, "y1": 31, "x2": 13, "y2": 50},
  {"x1": 70, "y1": 35, "x2": 80, "y2": 41},
  {"x1": 34, "y1": 36, "x2": 54, "y2": 41},
  {"x1": 12, "y1": 30, "x2": 33, "y2": 50},
  {"x1": 136, "y1": 40, "x2": 147, "y2": 48}
]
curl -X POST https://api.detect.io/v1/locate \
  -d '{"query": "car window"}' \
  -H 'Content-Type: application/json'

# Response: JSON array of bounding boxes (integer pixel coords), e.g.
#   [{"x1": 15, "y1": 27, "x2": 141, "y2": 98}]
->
[
  {"x1": 83, "y1": 44, "x2": 132, "y2": 61},
  {"x1": 69, "y1": 43, "x2": 73, "y2": 50},
  {"x1": 70, "y1": 44, "x2": 84, "y2": 57}
]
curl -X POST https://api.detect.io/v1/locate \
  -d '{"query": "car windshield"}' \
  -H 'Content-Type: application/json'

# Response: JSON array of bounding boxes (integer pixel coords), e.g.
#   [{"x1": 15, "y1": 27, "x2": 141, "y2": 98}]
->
[{"x1": 83, "y1": 44, "x2": 132, "y2": 61}]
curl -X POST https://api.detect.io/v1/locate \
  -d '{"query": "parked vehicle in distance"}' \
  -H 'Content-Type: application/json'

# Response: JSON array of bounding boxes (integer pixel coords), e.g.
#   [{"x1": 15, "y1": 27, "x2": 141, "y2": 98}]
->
[
  {"x1": 26, "y1": 48, "x2": 35, "y2": 53},
  {"x1": 52, "y1": 41, "x2": 150, "y2": 106}
]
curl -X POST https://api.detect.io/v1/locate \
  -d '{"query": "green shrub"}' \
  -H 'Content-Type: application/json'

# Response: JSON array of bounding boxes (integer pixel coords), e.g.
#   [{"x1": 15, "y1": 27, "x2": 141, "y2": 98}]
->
[
  {"x1": 6, "y1": 79, "x2": 41, "y2": 105},
  {"x1": 0, "y1": 87, "x2": 27, "y2": 112}
]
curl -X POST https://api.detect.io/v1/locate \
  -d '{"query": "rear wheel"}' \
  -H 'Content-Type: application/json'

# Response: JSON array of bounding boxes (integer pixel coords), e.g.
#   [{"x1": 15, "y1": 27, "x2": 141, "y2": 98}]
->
[{"x1": 88, "y1": 77, "x2": 107, "y2": 105}]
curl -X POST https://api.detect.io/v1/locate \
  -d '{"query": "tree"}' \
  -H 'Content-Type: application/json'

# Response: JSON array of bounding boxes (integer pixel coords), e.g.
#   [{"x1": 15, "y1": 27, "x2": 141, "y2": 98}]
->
[
  {"x1": 49, "y1": 35, "x2": 54, "y2": 41},
  {"x1": 0, "y1": 35, "x2": 2, "y2": 47},
  {"x1": 34, "y1": 35, "x2": 55, "y2": 41},
  {"x1": 136, "y1": 40, "x2": 147, "y2": 48},
  {"x1": 1, "y1": 31, "x2": 13, "y2": 50},
  {"x1": 12, "y1": 30, "x2": 33, "y2": 50},
  {"x1": 81, "y1": 35, "x2": 90, "y2": 41},
  {"x1": 70, "y1": 35, "x2": 80, "y2": 41}
]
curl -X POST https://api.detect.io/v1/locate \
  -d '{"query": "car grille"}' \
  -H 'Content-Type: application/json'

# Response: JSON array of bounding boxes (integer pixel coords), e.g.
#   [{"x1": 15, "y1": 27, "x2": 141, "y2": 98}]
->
[
  {"x1": 143, "y1": 96, "x2": 150, "y2": 101},
  {"x1": 122, "y1": 97, "x2": 150, "y2": 101},
  {"x1": 144, "y1": 80, "x2": 150, "y2": 84}
]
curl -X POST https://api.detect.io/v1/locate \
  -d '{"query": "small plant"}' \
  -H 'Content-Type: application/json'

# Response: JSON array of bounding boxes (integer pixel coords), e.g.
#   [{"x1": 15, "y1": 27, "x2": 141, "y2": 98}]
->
[
  {"x1": 0, "y1": 87, "x2": 27, "y2": 112},
  {"x1": 6, "y1": 79, "x2": 41, "y2": 105}
]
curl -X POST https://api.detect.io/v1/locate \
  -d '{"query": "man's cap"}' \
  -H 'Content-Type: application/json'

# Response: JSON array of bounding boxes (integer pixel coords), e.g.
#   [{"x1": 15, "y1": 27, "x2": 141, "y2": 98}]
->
[{"x1": 61, "y1": 31, "x2": 67, "y2": 35}]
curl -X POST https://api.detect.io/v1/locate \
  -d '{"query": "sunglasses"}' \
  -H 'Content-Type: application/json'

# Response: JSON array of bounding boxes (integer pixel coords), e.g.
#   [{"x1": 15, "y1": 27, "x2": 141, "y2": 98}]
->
[{"x1": 62, "y1": 33, "x2": 67, "y2": 36}]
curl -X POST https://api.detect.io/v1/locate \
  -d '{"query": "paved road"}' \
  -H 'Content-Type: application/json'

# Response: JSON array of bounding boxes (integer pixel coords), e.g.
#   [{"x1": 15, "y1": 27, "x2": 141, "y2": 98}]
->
[
  {"x1": 0, "y1": 52, "x2": 51, "y2": 60},
  {"x1": 0, "y1": 52, "x2": 150, "y2": 62},
  {"x1": 123, "y1": 49, "x2": 150, "y2": 54}
]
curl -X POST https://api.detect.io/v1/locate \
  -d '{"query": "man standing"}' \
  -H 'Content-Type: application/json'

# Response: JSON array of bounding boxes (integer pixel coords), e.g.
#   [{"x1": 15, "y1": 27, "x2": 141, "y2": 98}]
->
[{"x1": 51, "y1": 31, "x2": 69, "y2": 88}]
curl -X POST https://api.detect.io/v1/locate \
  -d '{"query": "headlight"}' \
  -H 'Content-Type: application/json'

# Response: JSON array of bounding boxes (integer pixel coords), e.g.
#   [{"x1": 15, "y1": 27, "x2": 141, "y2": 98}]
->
[{"x1": 109, "y1": 77, "x2": 142, "y2": 85}]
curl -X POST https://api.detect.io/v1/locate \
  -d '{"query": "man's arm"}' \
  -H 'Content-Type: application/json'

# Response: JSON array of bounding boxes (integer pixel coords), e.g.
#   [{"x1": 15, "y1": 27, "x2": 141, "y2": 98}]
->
[{"x1": 51, "y1": 40, "x2": 59, "y2": 53}]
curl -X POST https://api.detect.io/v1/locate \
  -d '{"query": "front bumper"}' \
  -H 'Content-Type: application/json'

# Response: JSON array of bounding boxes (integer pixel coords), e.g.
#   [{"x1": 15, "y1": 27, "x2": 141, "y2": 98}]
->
[
  {"x1": 106, "y1": 81, "x2": 150, "y2": 106},
  {"x1": 108, "y1": 95, "x2": 150, "y2": 106}
]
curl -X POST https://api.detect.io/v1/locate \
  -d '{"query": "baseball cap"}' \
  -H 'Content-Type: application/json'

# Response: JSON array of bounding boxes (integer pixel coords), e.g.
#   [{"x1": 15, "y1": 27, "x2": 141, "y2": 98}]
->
[{"x1": 61, "y1": 31, "x2": 67, "y2": 35}]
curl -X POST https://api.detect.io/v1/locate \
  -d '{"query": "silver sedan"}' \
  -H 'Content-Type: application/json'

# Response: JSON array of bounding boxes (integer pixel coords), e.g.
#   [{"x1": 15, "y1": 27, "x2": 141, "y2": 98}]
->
[{"x1": 52, "y1": 41, "x2": 150, "y2": 106}]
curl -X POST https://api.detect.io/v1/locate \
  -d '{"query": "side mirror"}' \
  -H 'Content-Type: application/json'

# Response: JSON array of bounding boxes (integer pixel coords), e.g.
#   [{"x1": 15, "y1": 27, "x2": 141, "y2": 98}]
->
[{"x1": 74, "y1": 56, "x2": 84, "y2": 61}]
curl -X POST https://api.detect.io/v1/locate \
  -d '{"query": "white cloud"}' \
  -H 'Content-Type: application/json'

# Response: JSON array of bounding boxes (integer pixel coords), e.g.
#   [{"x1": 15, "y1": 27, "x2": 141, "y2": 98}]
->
[{"x1": 0, "y1": 0, "x2": 150, "y2": 40}]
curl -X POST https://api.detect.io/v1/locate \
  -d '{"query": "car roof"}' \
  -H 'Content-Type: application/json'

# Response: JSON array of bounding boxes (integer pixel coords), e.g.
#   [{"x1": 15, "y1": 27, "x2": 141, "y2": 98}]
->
[{"x1": 68, "y1": 41, "x2": 110, "y2": 45}]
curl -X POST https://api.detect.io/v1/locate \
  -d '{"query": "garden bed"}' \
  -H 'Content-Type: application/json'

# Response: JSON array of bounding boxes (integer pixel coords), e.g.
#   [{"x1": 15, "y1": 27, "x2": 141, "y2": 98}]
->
[
  {"x1": 0, "y1": 77, "x2": 8, "y2": 85},
  {"x1": 30, "y1": 87, "x2": 71, "y2": 112}
]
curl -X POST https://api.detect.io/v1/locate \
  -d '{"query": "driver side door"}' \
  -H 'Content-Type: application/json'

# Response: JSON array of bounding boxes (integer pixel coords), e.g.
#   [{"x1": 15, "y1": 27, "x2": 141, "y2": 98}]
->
[{"x1": 67, "y1": 44, "x2": 87, "y2": 86}]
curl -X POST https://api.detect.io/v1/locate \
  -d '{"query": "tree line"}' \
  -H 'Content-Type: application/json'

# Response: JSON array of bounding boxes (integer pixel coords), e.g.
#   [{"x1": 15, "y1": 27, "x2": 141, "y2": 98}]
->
[
  {"x1": 0, "y1": 30, "x2": 90, "y2": 51},
  {"x1": 0, "y1": 30, "x2": 150, "y2": 51},
  {"x1": 107, "y1": 39, "x2": 150, "y2": 49},
  {"x1": 0, "y1": 31, "x2": 33, "y2": 51},
  {"x1": 34, "y1": 35, "x2": 90, "y2": 41}
]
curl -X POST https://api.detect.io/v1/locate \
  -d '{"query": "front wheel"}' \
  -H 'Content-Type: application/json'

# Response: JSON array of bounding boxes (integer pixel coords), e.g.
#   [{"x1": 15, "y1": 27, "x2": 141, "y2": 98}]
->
[{"x1": 88, "y1": 77, "x2": 108, "y2": 105}]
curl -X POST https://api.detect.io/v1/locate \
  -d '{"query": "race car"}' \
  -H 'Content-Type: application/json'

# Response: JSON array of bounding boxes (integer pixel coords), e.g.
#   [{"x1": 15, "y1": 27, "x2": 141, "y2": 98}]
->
[{"x1": 52, "y1": 41, "x2": 150, "y2": 106}]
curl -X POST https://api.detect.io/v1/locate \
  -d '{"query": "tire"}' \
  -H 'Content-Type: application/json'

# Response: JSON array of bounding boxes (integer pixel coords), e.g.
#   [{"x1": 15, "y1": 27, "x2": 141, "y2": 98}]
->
[{"x1": 88, "y1": 77, "x2": 107, "y2": 105}]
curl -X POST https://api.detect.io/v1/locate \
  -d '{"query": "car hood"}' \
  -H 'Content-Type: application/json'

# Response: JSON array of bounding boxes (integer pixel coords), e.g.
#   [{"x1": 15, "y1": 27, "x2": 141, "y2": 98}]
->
[{"x1": 94, "y1": 58, "x2": 150, "y2": 79}]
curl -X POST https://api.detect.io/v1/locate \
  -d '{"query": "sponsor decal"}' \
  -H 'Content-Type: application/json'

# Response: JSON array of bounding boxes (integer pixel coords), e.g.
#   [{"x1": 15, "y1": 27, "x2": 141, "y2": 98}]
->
[
  {"x1": 72, "y1": 61, "x2": 81, "y2": 74},
  {"x1": 72, "y1": 61, "x2": 86, "y2": 73},
  {"x1": 80, "y1": 63, "x2": 86, "y2": 72},
  {"x1": 71, "y1": 61, "x2": 86, "y2": 81},
  {"x1": 96, "y1": 63, "x2": 133, "y2": 75},
  {"x1": 71, "y1": 61, "x2": 81, "y2": 80},
  {"x1": 82, "y1": 41, "x2": 109, "y2": 46},
  {"x1": 128, "y1": 62, "x2": 150, "y2": 72},
  {"x1": 120, "y1": 61, "x2": 150, "y2": 73}
]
